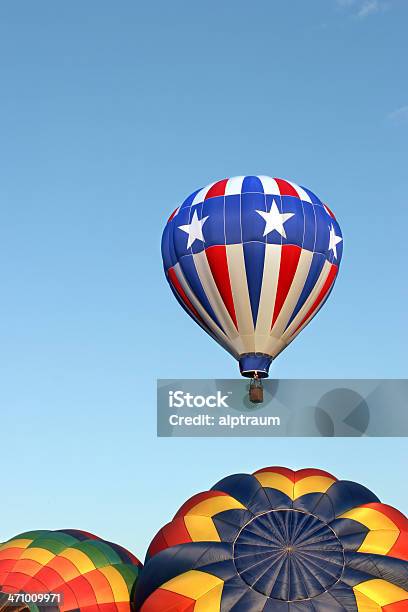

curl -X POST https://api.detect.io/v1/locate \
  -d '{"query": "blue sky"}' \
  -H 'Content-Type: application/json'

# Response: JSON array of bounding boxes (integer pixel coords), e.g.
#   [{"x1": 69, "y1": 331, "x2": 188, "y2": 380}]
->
[{"x1": 0, "y1": 1, "x2": 407, "y2": 560}]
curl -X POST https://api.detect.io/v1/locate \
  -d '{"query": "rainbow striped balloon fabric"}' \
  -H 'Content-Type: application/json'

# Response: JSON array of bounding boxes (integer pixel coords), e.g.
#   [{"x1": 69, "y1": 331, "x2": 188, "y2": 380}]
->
[
  {"x1": 162, "y1": 176, "x2": 343, "y2": 378},
  {"x1": 136, "y1": 468, "x2": 408, "y2": 611},
  {"x1": 0, "y1": 529, "x2": 142, "y2": 611}
]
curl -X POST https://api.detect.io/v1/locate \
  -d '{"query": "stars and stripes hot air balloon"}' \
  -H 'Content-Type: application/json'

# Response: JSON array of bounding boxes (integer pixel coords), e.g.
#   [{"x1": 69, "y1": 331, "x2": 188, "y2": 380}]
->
[
  {"x1": 135, "y1": 467, "x2": 408, "y2": 611},
  {"x1": 0, "y1": 529, "x2": 142, "y2": 611},
  {"x1": 162, "y1": 176, "x2": 343, "y2": 399}
]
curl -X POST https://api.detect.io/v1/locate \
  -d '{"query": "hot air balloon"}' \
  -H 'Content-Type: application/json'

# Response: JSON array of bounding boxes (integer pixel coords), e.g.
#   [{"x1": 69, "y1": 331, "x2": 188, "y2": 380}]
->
[
  {"x1": 0, "y1": 529, "x2": 142, "y2": 611},
  {"x1": 162, "y1": 176, "x2": 343, "y2": 401},
  {"x1": 136, "y1": 467, "x2": 408, "y2": 611}
]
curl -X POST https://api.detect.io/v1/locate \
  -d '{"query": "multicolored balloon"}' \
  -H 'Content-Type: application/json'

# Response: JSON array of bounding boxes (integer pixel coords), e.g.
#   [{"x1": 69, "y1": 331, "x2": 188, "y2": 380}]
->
[
  {"x1": 162, "y1": 176, "x2": 343, "y2": 378},
  {"x1": 0, "y1": 529, "x2": 142, "y2": 611},
  {"x1": 136, "y1": 467, "x2": 408, "y2": 611}
]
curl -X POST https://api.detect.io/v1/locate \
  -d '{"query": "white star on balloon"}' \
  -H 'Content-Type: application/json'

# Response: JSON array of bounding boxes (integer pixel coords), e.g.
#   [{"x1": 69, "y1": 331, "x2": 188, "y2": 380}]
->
[
  {"x1": 178, "y1": 210, "x2": 209, "y2": 248},
  {"x1": 328, "y1": 224, "x2": 343, "y2": 259},
  {"x1": 256, "y1": 199, "x2": 295, "y2": 238}
]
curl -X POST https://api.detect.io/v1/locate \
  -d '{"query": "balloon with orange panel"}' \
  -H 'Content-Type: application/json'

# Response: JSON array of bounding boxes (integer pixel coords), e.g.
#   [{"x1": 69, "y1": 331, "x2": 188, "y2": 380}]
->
[
  {"x1": 136, "y1": 467, "x2": 408, "y2": 611},
  {"x1": 0, "y1": 529, "x2": 142, "y2": 611}
]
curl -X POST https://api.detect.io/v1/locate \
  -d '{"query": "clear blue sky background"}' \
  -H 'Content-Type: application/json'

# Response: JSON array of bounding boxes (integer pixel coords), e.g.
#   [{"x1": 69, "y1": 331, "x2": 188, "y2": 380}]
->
[{"x1": 0, "y1": 1, "x2": 407, "y2": 560}]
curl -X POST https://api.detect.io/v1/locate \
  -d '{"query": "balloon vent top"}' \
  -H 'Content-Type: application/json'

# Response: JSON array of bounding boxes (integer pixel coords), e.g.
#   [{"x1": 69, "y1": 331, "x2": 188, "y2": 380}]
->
[{"x1": 233, "y1": 510, "x2": 345, "y2": 601}]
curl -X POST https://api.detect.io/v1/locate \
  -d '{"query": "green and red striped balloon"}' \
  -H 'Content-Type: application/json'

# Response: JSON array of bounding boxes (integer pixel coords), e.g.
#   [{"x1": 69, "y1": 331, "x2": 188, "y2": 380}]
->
[{"x1": 0, "y1": 529, "x2": 142, "y2": 611}]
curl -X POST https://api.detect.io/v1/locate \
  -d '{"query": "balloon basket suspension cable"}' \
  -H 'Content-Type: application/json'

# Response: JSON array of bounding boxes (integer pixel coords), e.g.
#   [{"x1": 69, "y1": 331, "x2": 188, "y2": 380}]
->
[{"x1": 249, "y1": 372, "x2": 264, "y2": 404}]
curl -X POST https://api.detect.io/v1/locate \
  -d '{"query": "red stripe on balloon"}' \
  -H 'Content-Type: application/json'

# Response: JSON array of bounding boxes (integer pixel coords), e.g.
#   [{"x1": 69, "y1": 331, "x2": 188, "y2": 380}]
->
[
  {"x1": 389, "y1": 531, "x2": 408, "y2": 561},
  {"x1": 271, "y1": 245, "x2": 302, "y2": 329},
  {"x1": 26, "y1": 566, "x2": 60, "y2": 589},
  {"x1": 0, "y1": 560, "x2": 16, "y2": 584},
  {"x1": 146, "y1": 529, "x2": 169, "y2": 560},
  {"x1": 147, "y1": 518, "x2": 193, "y2": 559},
  {"x1": 168, "y1": 207, "x2": 179, "y2": 222},
  {"x1": 323, "y1": 203, "x2": 336, "y2": 219},
  {"x1": 33, "y1": 570, "x2": 79, "y2": 609},
  {"x1": 59, "y1": 582, "x2": 88, "y2": 611},
  {"x1": 165, "y1": 518, "x2": 193, "y2": 547},
  {"x1": 293, "y1": 264, "x2": 338, "y2": 334},
  {"x1": 383, "y1": 602, "x2": 408, "y2": 611},
  {"x1": 141, "y1": 589, "x2": 196, "y2": 612},
  {"x1": 5, "y1": 575, "x2": 48, "y2": 592},
  {"x1": 205, "y1": 245, "x2": 238, "y2": 329},
  {"x1": 84, "y1": 568, "x2": 115, "y2": 604},
  {"x1": 359, "y1": 503, "x2": 408, "y2": 561},
  {"x1": 2, "y1": 575, "x2": 26, "y2": 590},
  {"x1": 359, "y1": 504, "x2": 408, "y2": 530},
  {"x1": 63, "y1": 574, "x2": 98, "y2": 605},
  {"x1": 0, "y1": 548, "x2": 24, "y2": 561},
  {"x1": 167, "y1": 268, "x2": 202, "y2": 322},
  {"x1": 47, "y1": 554, "x2": 78, "y2": 580},
  {"x1": 253, "y1": 467, "x2": 295, "y2": 481},
  {"x1": 295, "y1": 469, "x2": 337, "y2": 482},
  {"x1": 175, "y1": 491, "x2": 229, "y2": 519},
  {"x1": 205, "y1": 179, "x2": 228, "y2": 199},
  {"x1": 274, "y1": 178, "x2": 299, "y2": 198}
]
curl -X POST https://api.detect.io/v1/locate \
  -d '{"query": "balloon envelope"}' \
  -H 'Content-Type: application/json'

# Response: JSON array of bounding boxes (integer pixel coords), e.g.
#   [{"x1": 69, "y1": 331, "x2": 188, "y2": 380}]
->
[
  {"x1": 0, "y1": 529, "x2": 142, "y2": 611},
  {"x1": 162, "y1": 176, "x2": 343, "y2": 377},
  {"x1": 136, "y1": 467, "x2": 408, "y2": 610}
]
